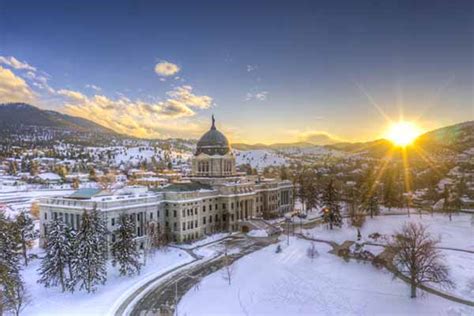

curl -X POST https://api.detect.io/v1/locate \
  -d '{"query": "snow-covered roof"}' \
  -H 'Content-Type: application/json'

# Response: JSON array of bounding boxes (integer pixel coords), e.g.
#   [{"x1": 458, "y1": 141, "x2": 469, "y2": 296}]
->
[{"x1": 37, "y1": 173, "x2": 61, "y2": 180}]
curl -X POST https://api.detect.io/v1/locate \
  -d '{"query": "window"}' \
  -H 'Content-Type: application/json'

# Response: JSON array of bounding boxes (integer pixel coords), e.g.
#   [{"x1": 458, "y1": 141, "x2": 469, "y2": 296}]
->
[
  {"x1": 182, "y1": 210, "x2": 185, "y2": 217},
  {"x1": 150, "y1": 212, "x2": 153, "y2": 220},
  {"x1": 174, "y1": 222, "x2": 177, "y2": 231},
  {"x1": 195, "y1": 220, "x2": 198, "y2": 227},
  {"x1": 165, "y1": 210, "x2": 169, "y2": 217},
  {"x1": 209, "y1": 215, "x2": 212, "y2": 223},
  {"x1": 203, "y1": 217, "x2": 206, "y2": 224},
  {"x1": 182, "y1": 222, "x2": 186, "y2": 231},
  {"x1": 111, "y1": 218, "x2": 115, "y2": 226},
  {"x1": 173, "y1": 210, "x2": 177, "y2": 218},
  {"x1": 44, "y1": 212, "x2": 47, "y2": 220}
]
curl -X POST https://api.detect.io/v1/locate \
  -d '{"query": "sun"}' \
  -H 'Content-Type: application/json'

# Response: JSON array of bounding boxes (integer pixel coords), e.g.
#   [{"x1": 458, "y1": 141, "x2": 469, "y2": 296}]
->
[{"x1": 385, "y1": 121, "x2": 423, "y2": 146}]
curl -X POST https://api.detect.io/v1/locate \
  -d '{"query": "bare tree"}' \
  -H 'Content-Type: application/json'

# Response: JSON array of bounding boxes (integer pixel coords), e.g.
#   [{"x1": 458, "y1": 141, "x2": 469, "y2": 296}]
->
[
  {"x1": 306, "y1": 242, "x2": 319, "y2": 262},
  {"x1": 349, "y1": 211, "x2": 366, "y2": 241},
  {"x1": 222, "y1": 247, "x2": 236, "y2": 286},
  {"x1": 387, "y1": 222, "x2": 453, "y2": 298},
  {"x1": 98, "y1": 172, "x2": 116, "y2": 191}
]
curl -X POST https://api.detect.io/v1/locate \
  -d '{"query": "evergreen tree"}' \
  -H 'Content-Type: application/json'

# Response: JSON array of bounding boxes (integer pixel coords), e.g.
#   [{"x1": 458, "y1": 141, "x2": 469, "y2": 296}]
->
[
  {"x1": 0, "y1": 214, "x2": 25, "y2": 315},
  {"x1": 320, "y1": 179, "x2": 342, "y2": 229},
  {"x1": 383, "y1": 177, "x2": 397, "y2": 210},
  {"x1": 38, "y1": 219, "x2": 75, "y2": 292},
  {"x1": 362, "y1": 193, "x2": 380, "y2": 218},
  {"x1": 14, "y1": 210, "x2": 35, "y2": 266},
  {"x1": 442, "y1": 186, "x2": 459, "y2": 221},
  {"x1": 112, "y1": 214, "x2": 142, "y2": 276},
  {"x1": 71, "y1": 209, "x2": 108, "y2": 293}
]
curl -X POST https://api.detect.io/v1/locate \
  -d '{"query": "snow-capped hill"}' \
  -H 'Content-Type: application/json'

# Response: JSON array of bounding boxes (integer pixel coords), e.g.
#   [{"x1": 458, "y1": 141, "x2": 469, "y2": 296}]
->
[
  {"x1": 234, "y1": 150, "x2": 287, "y2": 169},
  {"x1": 85, "y1": 146, "x2": 193, "y2": 168},
  {"x1": 278, "y1": 146, "x2": 346, "y2": 157}
]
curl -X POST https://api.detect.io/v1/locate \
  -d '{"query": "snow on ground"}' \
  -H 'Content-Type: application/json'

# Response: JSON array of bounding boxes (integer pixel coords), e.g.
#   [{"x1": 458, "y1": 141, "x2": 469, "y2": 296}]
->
[
  {"x1": 247, "y1": 229, "x2": 268, "y2": 237},
  {"x1": 178, "y1": 233, "x2": 232, "y2": 249},
  {"x1": 86, "y1": 146, "x2": 192, "y2": 168},
  {"x1": 235, "y1": 150, "x2": 287, "y2": 169},
  {"x1": 0, "y1": 189, "x2": 74, "y2": 218},
  {"x1": 302, "y1": 213, "x2": 474, "y2": 251},
  {"x1": 435, "y1": 250, "x2": 474, "y2": 301},
  {"x1": 21, "y1": 248, "x2": 193, "y2": 316},
  {"x1": 179, "y1": 236, "x2": 474, "y2": 315}
]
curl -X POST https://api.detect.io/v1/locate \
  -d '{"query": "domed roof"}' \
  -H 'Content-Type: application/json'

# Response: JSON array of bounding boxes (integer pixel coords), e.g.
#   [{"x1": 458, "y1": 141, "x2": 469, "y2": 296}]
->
[{"x1": 196, "y1": 115, "x2": 231, "y2": 156}]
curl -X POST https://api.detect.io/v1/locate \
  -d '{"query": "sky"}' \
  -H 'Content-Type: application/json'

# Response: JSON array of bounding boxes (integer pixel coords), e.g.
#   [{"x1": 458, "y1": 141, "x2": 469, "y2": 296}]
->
[{"x1": 0, "y1": 0, "x2": 472, "y2": 144}]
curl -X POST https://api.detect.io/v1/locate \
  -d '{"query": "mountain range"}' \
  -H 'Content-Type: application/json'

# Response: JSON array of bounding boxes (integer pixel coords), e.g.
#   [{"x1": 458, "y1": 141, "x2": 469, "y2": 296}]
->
[{"x1": 0, "y1": 103, "x2": 472, "y2": 156}]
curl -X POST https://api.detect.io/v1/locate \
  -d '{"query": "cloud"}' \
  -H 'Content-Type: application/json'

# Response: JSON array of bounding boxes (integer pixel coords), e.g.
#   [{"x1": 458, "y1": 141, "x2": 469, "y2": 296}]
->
[
  {"x1": 61, "y1": 85, "x2": 213, "y2": 138},
  {"x1": 154, "y1": 61, "x2": 180, "y2": 77},
  {"x1": 0, "y1": 66, "x2": 36, "y2": 103},
  {"x1": 57, "y1": 89, "x2": 88, "y2": 103},
  {"x1": 0, "y1": 56, "x2": 36, "y2": 72},
  {"x1": 85, "y1": 84, "x2": 102, "y2": 92},
  {"x1": 246, "y1": 65, "x2": 257, "y2": 72},
  {"x1": 166, "y1": 85, "x2": 212, "y2": 109},
  {"x1": 245, "y1": 91, "x2": 268, "y2": 101},
  {"x1": 25, "y1": 71, "x2": 55, "y2": 94}
]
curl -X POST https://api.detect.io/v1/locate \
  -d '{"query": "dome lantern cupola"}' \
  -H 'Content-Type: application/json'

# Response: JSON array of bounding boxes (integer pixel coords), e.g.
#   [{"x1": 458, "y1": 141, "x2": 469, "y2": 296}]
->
[{"x1": 195, "y1": 115, "x2": 231, "y2": 156}]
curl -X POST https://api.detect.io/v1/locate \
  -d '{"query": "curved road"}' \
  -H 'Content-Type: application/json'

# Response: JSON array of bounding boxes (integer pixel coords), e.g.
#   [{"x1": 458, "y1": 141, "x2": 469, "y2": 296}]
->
[{"x1": 115, "y1": 235, "x2": 277, "y2": 316}]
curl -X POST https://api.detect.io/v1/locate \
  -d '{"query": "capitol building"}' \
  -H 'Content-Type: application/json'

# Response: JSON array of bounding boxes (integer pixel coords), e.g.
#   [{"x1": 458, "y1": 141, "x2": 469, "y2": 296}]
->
[{"x1": 39, "y1": 117, "x2": 293, "y2": 245}]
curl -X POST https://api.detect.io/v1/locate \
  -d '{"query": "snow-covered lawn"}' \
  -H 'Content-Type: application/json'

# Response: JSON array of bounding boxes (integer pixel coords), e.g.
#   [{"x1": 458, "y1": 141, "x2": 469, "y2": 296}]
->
[
  {"x1": 438, "y1": 250, "x2": 474, "y2": 301},
  {"x1": 22, "y1": 248, "x2": 193, "y2": 316},
  {"x1": 302, "y1": 213, "x2": 474, "y2": 251},
  {"x1": 179, "y1": 237, "x2": 474, "y2": 315},
  {"x1": 178, "y1": 232, "x2": 232, "y2": 249}
]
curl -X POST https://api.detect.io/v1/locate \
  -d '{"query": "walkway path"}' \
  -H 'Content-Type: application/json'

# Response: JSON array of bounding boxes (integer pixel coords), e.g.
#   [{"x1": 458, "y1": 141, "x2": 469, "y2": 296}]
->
[{"x1": 114, "y1": 235, "x2": 277, "y2": 316}]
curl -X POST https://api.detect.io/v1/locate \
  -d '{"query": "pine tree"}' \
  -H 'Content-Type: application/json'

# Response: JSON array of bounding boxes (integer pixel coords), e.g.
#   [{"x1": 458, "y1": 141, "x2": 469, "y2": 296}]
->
[
  {"x1": 320, "y1": 179, "x2": 342, "y2": 229},
  {"x1": 38, "y1": 219, "x2": 75, "y2": 292},
  {"x1": 112, "y1": 214, "x2": 142, "y2": 276},
  {"x1": 0, "y1": 214, "x2": 25, "y2": 315},
  {"x1": 71, "y1": 209, "x2": 108, "y2": 293},
  {"x1": 362, "y1": 193, "x2": 380, "y2": 218},
  {"x1": 14, "y1": 210, "x2": 35, "y2": 266}
]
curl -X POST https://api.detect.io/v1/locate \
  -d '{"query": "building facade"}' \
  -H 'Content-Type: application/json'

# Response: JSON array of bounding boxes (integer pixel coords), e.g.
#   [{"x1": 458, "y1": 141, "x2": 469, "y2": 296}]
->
[{"x1": 39, "y1": 117, "x2": 293, "y2": 246}]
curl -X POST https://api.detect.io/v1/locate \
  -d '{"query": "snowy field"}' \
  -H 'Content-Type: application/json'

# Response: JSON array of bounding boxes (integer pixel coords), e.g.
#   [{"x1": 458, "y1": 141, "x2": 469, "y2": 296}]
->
[
  {"x1": 179, "y1": 214, "x2": 474, "y2": 316},
  {"x1": 21, "y1": 248, "x2": 194, "y2": 316},
  {"x1": 302, "y1": 213, "x2": 474, "y2": 251}
]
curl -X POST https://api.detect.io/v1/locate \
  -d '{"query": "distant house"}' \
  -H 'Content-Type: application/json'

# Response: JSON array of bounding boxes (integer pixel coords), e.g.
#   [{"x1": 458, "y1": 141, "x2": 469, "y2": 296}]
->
[
  {"x1": 65, "y1": 173, "x2": 90, "y2": 183},
  {"x1": 36, "y1": 172, "x2": 62, "y2": 184},
  {"x1": 132, "y1": 176, "x2": 168, "y2": 187}
]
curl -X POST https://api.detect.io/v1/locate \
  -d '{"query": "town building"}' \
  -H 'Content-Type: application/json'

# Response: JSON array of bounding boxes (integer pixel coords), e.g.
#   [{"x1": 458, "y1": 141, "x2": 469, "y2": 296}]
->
[{"x1": 39, "y1": 117, "x2": 293, "y2": 246}]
